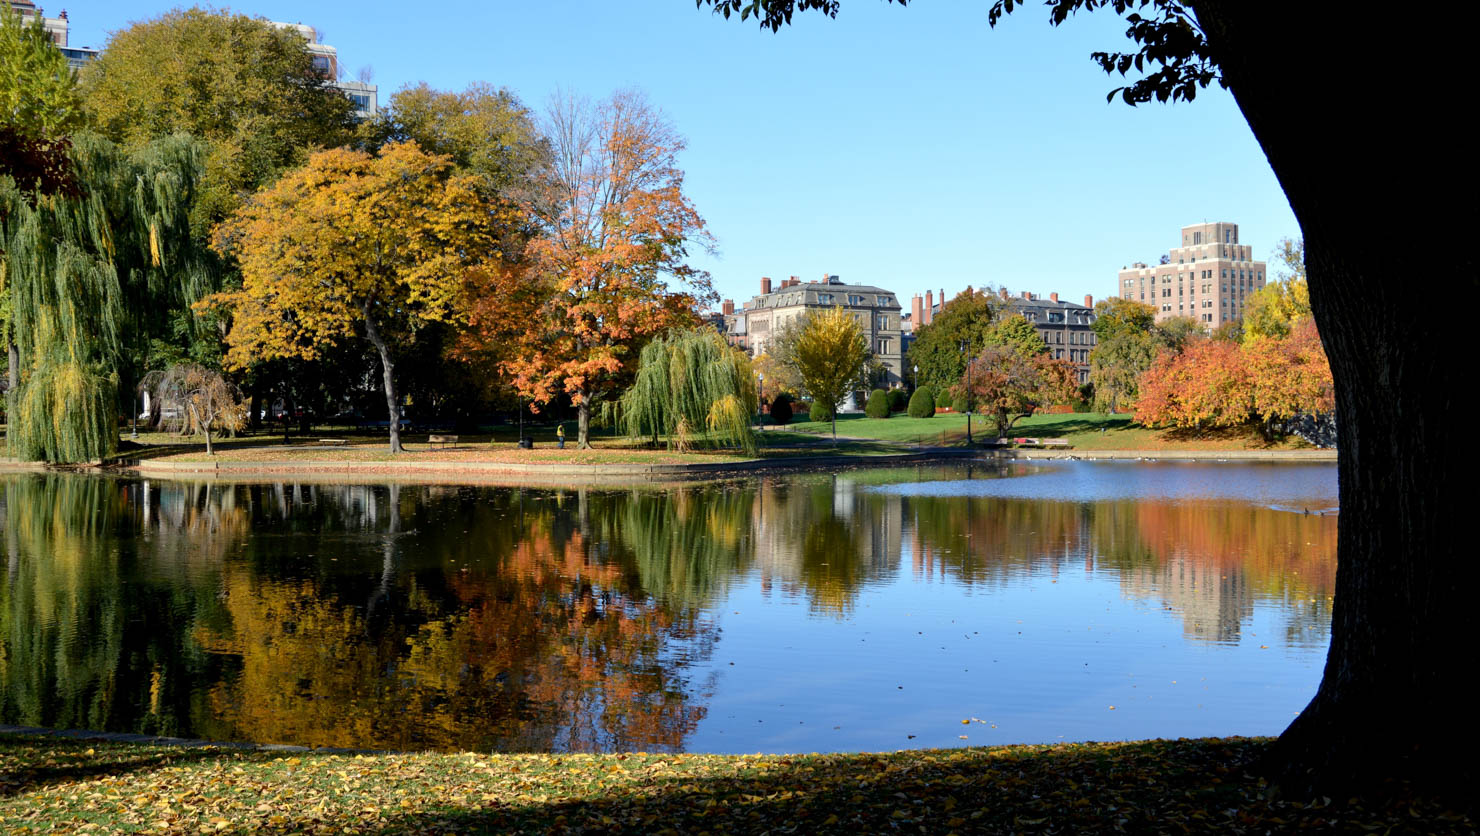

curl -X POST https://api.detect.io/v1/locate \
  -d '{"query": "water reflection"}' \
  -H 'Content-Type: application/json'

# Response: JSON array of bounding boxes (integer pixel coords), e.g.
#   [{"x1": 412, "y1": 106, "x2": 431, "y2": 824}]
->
[{"x1": 1, "y1": 462, "x2": 1336, "y2": 752}]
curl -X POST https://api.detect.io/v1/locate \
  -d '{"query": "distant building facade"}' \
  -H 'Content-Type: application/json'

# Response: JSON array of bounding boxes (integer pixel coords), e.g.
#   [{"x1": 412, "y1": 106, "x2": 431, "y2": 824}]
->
[
  {"x1": 1115, "y1": 222, "x2": 1267, "y2": 325},
  {"x1": 4, "y1": 2, "x2": 99, "y2": 68},
  {"x1": 905, "y1": 287, "x2": 1098, "y2": 385},
  {"x1": 722, "y1": 274, "x2": 905, "y2": 387},
  {"x1": 272, "y1": 22, "x2": 379, "y2": 120}
]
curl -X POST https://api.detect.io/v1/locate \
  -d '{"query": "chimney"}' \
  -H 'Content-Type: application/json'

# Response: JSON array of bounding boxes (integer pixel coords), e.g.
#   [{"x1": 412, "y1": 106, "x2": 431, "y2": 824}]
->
[
  {"x1": 761, "y1": 276, "x2": 772, "y2": 294},
  {"x1": 1050, "y1": 292, "x2": 1059, "y2": 302},
  {"x1": 1084, "y1": 294, "x2": 1094, "y2": 308},
  {"x1": 722, "y1": 299, "x2": 734, "y2": 316},
  {"x1": 911, "y1": 295, "x2": 923, "y2": 330},
  {"x1": 1021, "y1": 290, "x2": 1031, "y2": 300},
  {"x1": 924, "y1": 291, "x2": 933, "y2": 325},
  {"x1": 999, "y1": 288, "x2": 1009, "y2": 300},
  {"x1": 789, "y1": 275, "x2": 799, "y2": 287}
]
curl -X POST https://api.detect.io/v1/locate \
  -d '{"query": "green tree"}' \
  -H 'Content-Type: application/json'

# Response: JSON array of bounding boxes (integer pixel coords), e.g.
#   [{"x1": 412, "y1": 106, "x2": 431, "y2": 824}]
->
[
  {"x1": 1089, "y1": 329, "x2": 1156, "y2": 413},
  {"x1": 1153, "y1": 315, "x2": 1205, "y2": 353},
  {"x1": 793, "y1": 306, "x2": 867, "y2": 439},
  {"x1": 695, "y1": 0, "x2": 1473, "y2": 799},
  {"x1": 905, "y1": 287, "x2": 997, "y2": 391},
  {"x1": 988, "y1": 313, "x2": 1049, "y2": 356},
  {"x1": 1090, "y1": 296, "x2": 1157, "y2": 342},
  {"x1": 864, "y1": 388, "x2": 890, "y2": 418},
  {"x1": 617, "y1": 327, "x2": 758, "y2": 454},
  {"x1": 3, "y1": 134, "x2": 211, "y2": 462},
  {"x1": 78, "y1": 8, "x2": 356, "y2": 227},
  {"x1": 1244, "y1": 237, "x2": 1311, "y2": 340}
]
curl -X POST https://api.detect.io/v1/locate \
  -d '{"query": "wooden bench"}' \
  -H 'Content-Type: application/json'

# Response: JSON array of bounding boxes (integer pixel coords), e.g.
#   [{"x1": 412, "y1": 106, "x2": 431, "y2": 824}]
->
[
  {"x1": 306, "y1": 437, "x2": 348, "y2": 446},
  {"x1": 428, "y1": 434, "x2": 459, "y2": 449}
]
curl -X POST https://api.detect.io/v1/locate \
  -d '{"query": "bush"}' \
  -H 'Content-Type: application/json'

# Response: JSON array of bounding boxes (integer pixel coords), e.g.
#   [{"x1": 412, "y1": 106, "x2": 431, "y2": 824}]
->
[
  {"x1": 865, "y1": 389, "x2": 890, "y2": 419},
  {"x1": 951, "y1": 393, "x2": 969, "y2": 414},
  {"x1": 907, "y1": 386, "x2": 936, "y2": 418},
  {"x1": 885, "y1": 388, "x2": 908, "y2": 413},
  {"x1": 769, "y1": 393, "x2": 793, "y2": 425},
  {"x1": 809, "y1": 398, "x2": 834, "y2": 424}
]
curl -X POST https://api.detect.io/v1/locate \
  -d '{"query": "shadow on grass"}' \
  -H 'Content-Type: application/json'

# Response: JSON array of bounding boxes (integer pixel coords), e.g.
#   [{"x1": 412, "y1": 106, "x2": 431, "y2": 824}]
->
[
  {"x1": 0, "y1": 736, "x2": 273, "y2": 798},
  {"x1": 370, "y1": 738, "x2": 1467, "y2": 835},
  {"x1": 1013, "y1": 414, "x2": 1135, "y2": 436}
]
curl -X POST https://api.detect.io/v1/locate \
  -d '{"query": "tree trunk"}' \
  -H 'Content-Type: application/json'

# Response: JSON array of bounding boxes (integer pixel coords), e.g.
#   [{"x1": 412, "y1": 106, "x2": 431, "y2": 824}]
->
[
  {"x1": 1196, "y1": 1, "x2": 1475, "y2": 800},
  {"x1": 576, "y1": 389, "x2": 591, "y2": 449},
  {"x1": 362, "y1": 307, "x2": 404, "y2": 454}
]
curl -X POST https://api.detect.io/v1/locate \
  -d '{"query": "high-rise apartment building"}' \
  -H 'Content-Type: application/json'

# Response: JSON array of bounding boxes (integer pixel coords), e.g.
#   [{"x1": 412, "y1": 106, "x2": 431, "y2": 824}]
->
[{"x1": 1115, "y1": 222, "x2": 1267, "y2": 325}]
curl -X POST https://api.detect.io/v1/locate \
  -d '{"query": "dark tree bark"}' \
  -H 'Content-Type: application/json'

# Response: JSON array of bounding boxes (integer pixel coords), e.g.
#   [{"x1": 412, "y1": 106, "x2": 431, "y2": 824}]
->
[
  {"x1": 576, "y1": 388, "x2": 591, "y2": 449},
  {"x1": 1195, "y1": 1, "x2": 1475, "y2": 799},
  {"x1": 362, "y1": 306, "x2": 405, "y2": 454}
]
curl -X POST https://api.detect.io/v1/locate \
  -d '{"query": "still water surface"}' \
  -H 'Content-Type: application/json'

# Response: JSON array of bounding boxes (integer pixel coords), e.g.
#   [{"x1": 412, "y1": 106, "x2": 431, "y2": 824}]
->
[{"x1": 0, "y1": 461, "x2": 1336, "y2": 754}]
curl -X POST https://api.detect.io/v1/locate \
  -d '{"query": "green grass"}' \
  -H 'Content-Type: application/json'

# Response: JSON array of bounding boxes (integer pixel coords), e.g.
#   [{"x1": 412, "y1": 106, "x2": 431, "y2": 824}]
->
[
  {"x1": 768, "y1": 412, "x2": 1316, "y2": 451},
  {"x1": 0, "y1": 734, "x2": 1466, "y2": 834}
]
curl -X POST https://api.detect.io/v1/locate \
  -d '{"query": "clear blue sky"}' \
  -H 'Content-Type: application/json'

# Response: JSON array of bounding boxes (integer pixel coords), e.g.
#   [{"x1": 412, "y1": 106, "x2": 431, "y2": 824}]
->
[{"x1": 62, "y1": 0, "x2": 1298, "y2": 309}]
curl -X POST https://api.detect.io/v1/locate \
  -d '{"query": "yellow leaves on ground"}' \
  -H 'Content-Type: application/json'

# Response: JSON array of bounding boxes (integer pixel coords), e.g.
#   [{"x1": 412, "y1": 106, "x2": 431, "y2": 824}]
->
[{"x1": 1, "y1": 736, "x2": 1470, "y2": 834}]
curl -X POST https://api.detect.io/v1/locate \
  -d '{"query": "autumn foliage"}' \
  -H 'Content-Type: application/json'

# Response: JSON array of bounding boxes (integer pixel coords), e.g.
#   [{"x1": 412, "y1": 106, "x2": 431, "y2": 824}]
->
[{"x1": 1135, "y1": 319, "x2": 1334, "y2": 430}]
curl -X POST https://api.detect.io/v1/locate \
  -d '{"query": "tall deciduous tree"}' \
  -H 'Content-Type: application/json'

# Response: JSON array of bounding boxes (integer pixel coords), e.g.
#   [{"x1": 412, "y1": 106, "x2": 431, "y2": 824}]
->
[
  {"x1": 476, "y1": 90, "x2": 714, "y2": 448},
  {"x1": 79, "y1": 8, "x2": 356, "y2": 226},
  {"x1": 696, "y1": 0, "x2": 1475, "y2": 797},
  {"x1": 1244, "y1": 237, "x2": 1311, "y2": 340},
  {"x1": 906, "y1": 287, "x2": 998, "y2": 392},
  {"x1": 793, "y1": 306, "x2": 868, "y2": 439},
  {"x1": 208, "y1": 142, "x2": 508, "y2": 453},
  {"x1": 1089, "y1": 297, "x2": 1158, "y2": 412},
  {"x1": 956, "y1": 344, "x2": 1077, "y2": 439}
]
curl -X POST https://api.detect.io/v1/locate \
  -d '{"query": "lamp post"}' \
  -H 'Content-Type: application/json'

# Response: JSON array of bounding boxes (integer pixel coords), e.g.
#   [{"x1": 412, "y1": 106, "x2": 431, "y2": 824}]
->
[
  {"x1": 912, "y1": 364, "x2": 918, "y2": 392},
  {"x1": 959, "y1": 339, "x2": 972, "y2": 444},
  {"x1": 757, "y1": 373, "x2": 764, "y2": 428}
]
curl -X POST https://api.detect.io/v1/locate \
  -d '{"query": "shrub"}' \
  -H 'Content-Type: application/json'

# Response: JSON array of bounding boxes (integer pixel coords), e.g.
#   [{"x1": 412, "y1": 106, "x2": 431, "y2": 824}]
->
[
  {"x1": 951, "y1": 393, "x2": 969, "y2": 414},
  {"x1": 809, "y1": 398, "x2": 834, "y2": 424},
  {"x1": 865, "y1": 388, "x2": 890, "y2": 419},
  {"x1": 907, "y1": 386, "x2": 936, "y2": 418},
  {"x1": 886, "y1": 388, "x2": 909, "y2": 413},
  {"x1": 769, "y1": 393, "x2": 793, "y2": 425}
]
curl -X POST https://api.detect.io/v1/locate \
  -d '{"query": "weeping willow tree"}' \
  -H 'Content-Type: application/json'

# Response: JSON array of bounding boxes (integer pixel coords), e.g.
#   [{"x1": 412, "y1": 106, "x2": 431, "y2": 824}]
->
[
  {"x1": 1, "y1": 133, "x2": 212, "y2": 462},
  {"x1": 616, "y1": 327, "x2": 758, "y2": 455}
]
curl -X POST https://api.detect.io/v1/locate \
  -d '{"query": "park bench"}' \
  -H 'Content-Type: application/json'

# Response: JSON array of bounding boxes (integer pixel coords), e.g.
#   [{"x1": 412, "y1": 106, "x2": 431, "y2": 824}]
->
[
  {"x1": 306, "y1": 437, "x2": 348, "y2": 446},
  {"x1": 1012, "y1": 437, "x2": 1072, "y2": 449},
  {"x1": 428, "y1": 434, "x2": 459, "y2": 449}
]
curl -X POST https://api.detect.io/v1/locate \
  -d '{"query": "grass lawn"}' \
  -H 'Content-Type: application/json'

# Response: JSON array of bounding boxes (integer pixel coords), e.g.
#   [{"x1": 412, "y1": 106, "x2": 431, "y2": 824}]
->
[
  {"x1": 0, "y1": 734, "x2": 1465, "y2": 834},
  {"x1": 771, "y1": 412, "x2": 1317, "y2": 452}
]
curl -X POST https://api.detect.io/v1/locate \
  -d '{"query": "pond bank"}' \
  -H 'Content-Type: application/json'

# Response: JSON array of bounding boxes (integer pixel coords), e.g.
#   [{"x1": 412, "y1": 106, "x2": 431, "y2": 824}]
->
[
  {"x1": 3, "y1": 447, "x2": 1334, "y2": 482},
  {"x1": 0, "y1": 732, "x2": 1465, "y2": 834}
]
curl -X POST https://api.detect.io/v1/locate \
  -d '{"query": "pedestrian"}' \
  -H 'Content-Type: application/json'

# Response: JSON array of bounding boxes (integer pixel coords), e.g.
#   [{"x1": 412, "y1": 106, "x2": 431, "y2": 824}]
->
[{"x1": 556, "y1": 423, "x2": 566, "y2": 449}]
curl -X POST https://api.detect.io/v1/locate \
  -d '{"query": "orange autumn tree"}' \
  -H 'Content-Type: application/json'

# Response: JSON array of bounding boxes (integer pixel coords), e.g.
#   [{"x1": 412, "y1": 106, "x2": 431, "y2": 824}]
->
[
  {"x1": 466, "y1": 90, "x2": 714, "y2": 448},
  {"x1": 208, "y1": 142, "x2": 508, "y2": 453}
]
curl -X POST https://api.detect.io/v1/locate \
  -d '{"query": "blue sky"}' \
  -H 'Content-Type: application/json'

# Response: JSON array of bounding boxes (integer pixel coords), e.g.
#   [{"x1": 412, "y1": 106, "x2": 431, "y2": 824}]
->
[{"x1": 62, "y1": 0, "x2": 1298, "y2": 310}]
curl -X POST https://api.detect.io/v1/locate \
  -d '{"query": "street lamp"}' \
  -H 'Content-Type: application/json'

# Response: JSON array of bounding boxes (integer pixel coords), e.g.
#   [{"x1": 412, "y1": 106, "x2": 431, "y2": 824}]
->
[
  {"x1": 912, "y1": 364, "x2": 918, "y2": 392},
  {"x1": 757, "y1": 373, "x2": 764, "y2": 427},
  {"x1": 959, "y1": 340, "x2": 973, "y2": 444}
]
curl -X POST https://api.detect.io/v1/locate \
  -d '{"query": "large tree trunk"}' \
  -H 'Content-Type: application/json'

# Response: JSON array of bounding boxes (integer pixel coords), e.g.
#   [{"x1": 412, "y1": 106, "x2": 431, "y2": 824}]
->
[
  {"x1": 1197, "y1": 2, "x2": 1474, "y2": 799},
  {"x1": 362, "y1": 308, "x2": 404, "y2": 454},
  {"x1": 576, "y1": 388, "x2": 591, "y2": 449}
]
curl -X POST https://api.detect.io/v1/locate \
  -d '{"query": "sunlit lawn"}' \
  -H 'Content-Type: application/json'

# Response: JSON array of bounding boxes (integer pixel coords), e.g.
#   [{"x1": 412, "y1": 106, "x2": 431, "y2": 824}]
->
[{"x1": 773, "y1": 412, "x2": 1316, "y2": 451}]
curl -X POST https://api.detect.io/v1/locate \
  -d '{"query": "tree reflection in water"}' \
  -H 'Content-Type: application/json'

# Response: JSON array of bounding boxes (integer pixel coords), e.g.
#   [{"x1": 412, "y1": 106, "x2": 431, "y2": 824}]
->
[{"x1": 0, "y1": 465, "x2": 1336, "y2": 751}]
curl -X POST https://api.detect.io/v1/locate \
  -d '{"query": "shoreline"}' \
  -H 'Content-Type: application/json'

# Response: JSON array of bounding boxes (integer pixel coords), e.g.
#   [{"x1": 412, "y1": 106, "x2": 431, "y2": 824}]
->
[{"x1": 0, "y1": 447, "x2": 1338, "y2": 482}]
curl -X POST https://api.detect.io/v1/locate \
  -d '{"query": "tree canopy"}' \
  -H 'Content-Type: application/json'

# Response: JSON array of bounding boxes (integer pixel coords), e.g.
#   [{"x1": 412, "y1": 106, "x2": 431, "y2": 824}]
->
[
  {"x1": 792, "y1": 306, "x2": 868, "y2": 439},
  {"x1": 208, "y1": 142, "x2": 509, "y2": 453},
  {"x1": 79, "y1": 8, "x2": 356, "y2": 226},
  {"x1": 617, "y1": 327, "x2": 758, "y2": 454},
  {"x1": 905, "y1": 287, "x2": 998, "y2": 392}
]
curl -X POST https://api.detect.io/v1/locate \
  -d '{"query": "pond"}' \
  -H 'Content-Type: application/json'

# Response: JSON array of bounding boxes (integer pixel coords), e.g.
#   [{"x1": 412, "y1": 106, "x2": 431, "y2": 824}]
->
[{"x1": 0, "y1": 461, "x2": 1337, "y2": 754}]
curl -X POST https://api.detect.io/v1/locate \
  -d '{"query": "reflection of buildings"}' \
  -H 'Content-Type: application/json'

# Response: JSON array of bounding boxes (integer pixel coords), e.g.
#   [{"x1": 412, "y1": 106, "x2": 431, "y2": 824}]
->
[{"x1": 1120, "y1": 555, "x2": 1253, "y2": 644}]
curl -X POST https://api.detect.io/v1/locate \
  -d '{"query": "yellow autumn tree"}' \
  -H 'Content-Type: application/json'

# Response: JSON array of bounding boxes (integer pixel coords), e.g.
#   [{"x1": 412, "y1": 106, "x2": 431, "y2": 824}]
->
[
  {"x1": 793, "y1": 306, "x2": 868, "y2": 439},
  {"x1": 207, "y1": 142, "x2": 509, "y2": 452}
]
